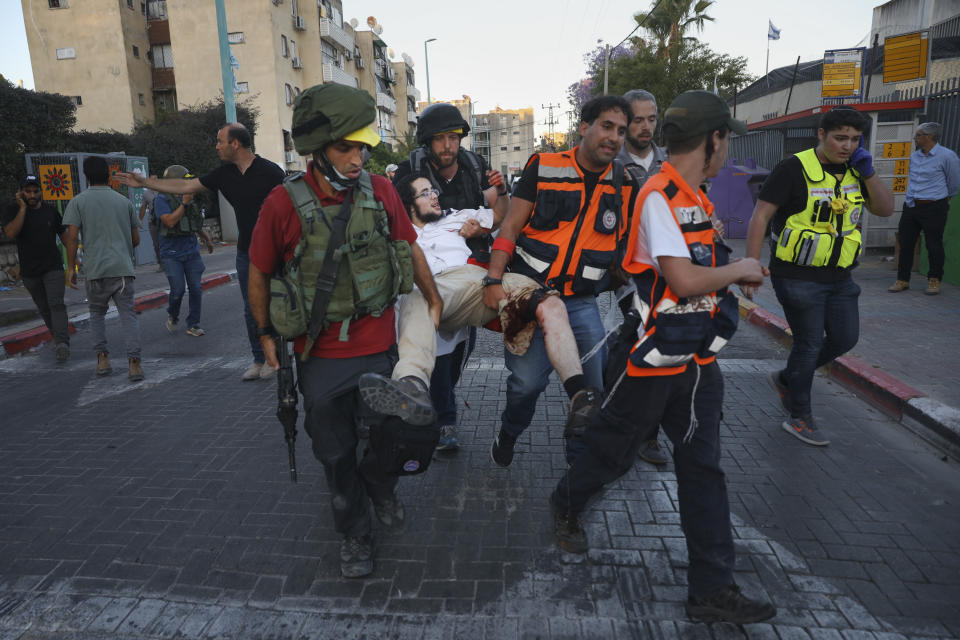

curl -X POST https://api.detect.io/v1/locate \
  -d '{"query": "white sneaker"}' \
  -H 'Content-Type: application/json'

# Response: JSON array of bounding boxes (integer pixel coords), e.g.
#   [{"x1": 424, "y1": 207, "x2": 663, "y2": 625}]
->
[
  {"x1": 259, "y1": 363, "x2": 277, "y2": 379},
  {"x1": 242, "y1": 362, "x2": 263, "y2": 381}
]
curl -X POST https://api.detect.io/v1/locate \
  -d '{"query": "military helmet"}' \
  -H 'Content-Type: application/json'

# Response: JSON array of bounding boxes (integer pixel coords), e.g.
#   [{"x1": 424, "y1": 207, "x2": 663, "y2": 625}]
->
[
  {"x1": 416, "y1": 103, "x2": 470, "y2": 146},
  {"x1": 291, "y1": 84, "x2": 379, "y2": 155},
  {"x1": 163, "y1": 164, "x2": 192, "y2": 179}
]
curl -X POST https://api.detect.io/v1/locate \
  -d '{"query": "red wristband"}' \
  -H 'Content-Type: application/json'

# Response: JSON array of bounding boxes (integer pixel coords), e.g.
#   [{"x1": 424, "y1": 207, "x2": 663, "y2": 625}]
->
[{"x1": 492, "y1": 237, "x2": 515, "y2": 256}]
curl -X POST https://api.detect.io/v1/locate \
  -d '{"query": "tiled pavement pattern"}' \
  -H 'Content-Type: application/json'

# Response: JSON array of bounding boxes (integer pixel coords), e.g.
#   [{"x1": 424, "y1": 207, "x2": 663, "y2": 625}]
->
[{"x1": 1, "y1": 286, "x2": 959, "y2": 639}]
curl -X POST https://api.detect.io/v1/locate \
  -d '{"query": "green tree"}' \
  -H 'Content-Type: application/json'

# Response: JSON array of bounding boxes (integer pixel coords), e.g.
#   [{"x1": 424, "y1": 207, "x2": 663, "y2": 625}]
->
[
  {"x1": 366, "y1": 142, "x2": 405, "y2": 178},
  {"x1": 634, "y1": 0, "x2": 715, "y2": 67},
  {"x1": 394, "y1": 129, "x2": 418, "y2": 158}
]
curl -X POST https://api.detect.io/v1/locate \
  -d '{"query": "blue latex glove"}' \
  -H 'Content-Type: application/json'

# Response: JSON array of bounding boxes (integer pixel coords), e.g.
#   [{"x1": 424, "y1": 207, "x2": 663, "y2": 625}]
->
[{"x1": 849, "y1": 142, "x2": 875, "y2": 178}]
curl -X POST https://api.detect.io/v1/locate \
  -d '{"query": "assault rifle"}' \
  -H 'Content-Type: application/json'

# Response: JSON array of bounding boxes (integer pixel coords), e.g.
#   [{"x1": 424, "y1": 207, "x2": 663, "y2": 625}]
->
[{"x1": 276, "y1": 337, "x2": 299, "y2": 483}]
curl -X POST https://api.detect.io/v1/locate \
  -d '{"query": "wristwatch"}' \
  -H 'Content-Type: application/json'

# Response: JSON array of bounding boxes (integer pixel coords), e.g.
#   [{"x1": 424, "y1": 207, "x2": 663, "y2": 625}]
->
[
  {"x1": 254, "y1": 325, "x2": 275, "y2": 338},
  {"x1": 481, "y1": 275, "x2": 503, "y2": 288}
]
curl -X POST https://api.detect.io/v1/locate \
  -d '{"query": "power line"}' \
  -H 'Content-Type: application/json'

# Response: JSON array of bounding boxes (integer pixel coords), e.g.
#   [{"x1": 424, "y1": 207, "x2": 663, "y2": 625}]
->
[{"x1": 613, "y1": 0, "x2": 666, "y2": 50}]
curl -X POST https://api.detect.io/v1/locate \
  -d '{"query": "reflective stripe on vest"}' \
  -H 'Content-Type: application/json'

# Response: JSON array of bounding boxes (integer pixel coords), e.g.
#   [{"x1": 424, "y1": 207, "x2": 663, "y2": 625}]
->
[
  {"x1": 512, "y1": 148, "x2": 631, "y2": 297},
  {"x1": 773, "y1": 148, "x2": 865, "y2": 269},
  {"x1": 282, "y1": 171, "x2": 412, "y2": 340},
  {"x1": 620, "y1": 162, "x2": 739, "y2": 377}
]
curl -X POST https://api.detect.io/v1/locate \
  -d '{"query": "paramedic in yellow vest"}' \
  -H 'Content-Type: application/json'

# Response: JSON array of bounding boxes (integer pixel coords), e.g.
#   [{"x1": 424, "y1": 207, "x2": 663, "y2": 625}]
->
[
  {"x1": 246, "y1": 84, "x2": 442, "y2": 579},
  {"x1": 745, "y1": 107, "x2": 893, "y2": 447},
  {"x1": 483, "y1": 95, "x2": 636, "y2": 468},
  {"x1": 550, "y1": 90, "x2": 775, "y2": 625}
]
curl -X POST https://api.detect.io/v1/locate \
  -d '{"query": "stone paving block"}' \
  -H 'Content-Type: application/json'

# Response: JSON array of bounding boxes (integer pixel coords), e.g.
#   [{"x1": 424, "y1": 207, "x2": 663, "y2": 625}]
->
[
  {"x1": 84, "y1": 596, "x2": 138, "y2": 633},
  {"x1": 116, "y1": 597, "x2": 166, "y2": 635},
  {"x1": 807, "y1": 629, "x2": 845, "y2": 640}
]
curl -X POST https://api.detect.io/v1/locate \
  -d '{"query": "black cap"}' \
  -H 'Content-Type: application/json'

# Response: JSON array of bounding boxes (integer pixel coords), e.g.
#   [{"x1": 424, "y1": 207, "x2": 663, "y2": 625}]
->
[
  {"x1": 21, "y1": 175, "x2": 40, "y2": 188},
  {"x1": 663, "y1": 90, "x2": 748, "y2": 139}
]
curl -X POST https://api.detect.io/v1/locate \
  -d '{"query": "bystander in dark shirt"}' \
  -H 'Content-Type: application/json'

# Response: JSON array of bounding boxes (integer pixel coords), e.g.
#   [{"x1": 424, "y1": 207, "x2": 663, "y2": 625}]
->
[
  {"x1": 1, "y1": 203, "x2": 65, "y2": 277},
  {"x1": 199, "y1": 156, "x2": 285, "y2": 252}
]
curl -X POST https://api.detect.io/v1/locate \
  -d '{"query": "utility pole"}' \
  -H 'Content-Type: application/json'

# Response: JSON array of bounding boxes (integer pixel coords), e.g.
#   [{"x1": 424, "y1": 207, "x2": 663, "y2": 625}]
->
[
  {"x1": 215, "y1": 0, "x2": 236, "y2": 123},
  {"x1": 542, "y1": 102, "x2": 559, "y2": 150}
]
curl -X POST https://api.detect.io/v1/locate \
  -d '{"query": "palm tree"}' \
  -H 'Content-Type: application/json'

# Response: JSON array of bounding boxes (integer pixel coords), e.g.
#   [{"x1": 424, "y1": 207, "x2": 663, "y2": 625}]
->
[{"x1": 633, "y1": 0, "x2": 715, "y2": 67}]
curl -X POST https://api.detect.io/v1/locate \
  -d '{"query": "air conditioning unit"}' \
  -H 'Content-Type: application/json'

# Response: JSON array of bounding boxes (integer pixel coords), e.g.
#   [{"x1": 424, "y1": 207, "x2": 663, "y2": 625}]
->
[
  {"x1": 343, "y1": 47, "x2": 352, "y2": 61},
  {"x1": 285, "y1": 151, "x2": 298, "y2": 163},
  {"x1": 293, "y1": 15, "x2": 305, "y2": 30},
  {"x1": 387, "y1": 67, "x2": 396, "y2": 83},
  {"x1": 356, "y1": 57, "x2": 364, "y2": 69},
  {"x1": 291, "y1": 56, "x2": 303, "y2": 69}
]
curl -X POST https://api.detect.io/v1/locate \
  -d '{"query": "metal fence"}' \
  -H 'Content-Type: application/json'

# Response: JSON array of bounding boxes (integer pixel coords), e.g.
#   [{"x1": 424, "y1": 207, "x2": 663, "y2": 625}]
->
[
  {"x1": 726, "y1": 129, "x2": 784, "y2": 171},
  {"x1": 923, "y1": 78, "x2": 960, "y2": 152}
]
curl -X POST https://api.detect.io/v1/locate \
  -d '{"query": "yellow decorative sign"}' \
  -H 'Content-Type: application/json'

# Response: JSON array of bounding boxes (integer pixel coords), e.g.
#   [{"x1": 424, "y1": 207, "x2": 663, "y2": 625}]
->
[
  {"x1": 822, "y1": 48, "x2": 864, "y2": 98},
  {"x1": 883, "y1": 31, "x2": 928, "y2": 84},
  {"x1": 39, "y1": 164, "x2": 75, "y2": 201},
  {"x1": 882, "y1": 142, "x2": 911, "y2": 159},
  {"x1": 892, "y1": 177, "x2": 908, "y2": 193},
  {"x1": 894, "y1": 159, "x2": 910, "y2": 175}
]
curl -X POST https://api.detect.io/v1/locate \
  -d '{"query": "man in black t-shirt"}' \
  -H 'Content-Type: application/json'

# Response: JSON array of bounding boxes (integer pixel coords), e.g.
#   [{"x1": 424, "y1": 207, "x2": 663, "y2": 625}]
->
[
  {"x1": 1, "y1": 176, "x2": 70, "y2": 362},
  {"x1": 745, "y1": 107, "x2": 893, "y2": 447},
  {"x1": 117, "y1": 123, "x2": 285, "y2": 380}
]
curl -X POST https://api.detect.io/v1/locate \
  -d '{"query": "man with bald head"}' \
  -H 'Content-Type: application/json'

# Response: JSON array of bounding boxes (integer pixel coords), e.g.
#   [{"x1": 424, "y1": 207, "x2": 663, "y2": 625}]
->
[{"x1": 116, "y1": 123, "x2": 285, "y2": 379}]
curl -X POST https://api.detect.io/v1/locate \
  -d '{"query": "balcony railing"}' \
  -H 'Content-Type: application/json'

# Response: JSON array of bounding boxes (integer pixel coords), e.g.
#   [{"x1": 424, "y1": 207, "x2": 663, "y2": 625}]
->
[
  {"x1": 376, "y1": 92, "x2": 396, "y2": 114},
  {"x1": 319, "y1": 18, "x2": 353, "y2": 51},
  {"x1": 408, "y1": 85, "x2": 421, "y2": 101},
  {"x1": 322, "y1": 63, "x2": 358, "y2": 88}
]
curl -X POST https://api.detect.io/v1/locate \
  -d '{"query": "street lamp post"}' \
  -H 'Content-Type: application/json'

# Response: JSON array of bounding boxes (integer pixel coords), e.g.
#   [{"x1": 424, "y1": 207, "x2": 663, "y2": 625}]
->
[{"x1": 424, "y1": 38, "x2": 437, "y2": 105}]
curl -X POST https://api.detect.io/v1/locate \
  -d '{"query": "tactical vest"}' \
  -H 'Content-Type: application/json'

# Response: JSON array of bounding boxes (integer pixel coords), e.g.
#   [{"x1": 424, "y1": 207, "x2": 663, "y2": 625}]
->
[
  {"x1": 409, "y1": 147, "x2": 485, "y2": 210},
  {"x1": 269, "y1": 171, "x2": 413, "y2": 342},
  {"x1": 773, "y1": 148, "x2": 865, "y2": 269},
  {"x1": 512, "y1": 149, "x2": 630, "y2": 297},
  {"x1": 159, "y1": 194, "x2": 204, "y2": 237},
  {"x1": 621, "y1": 162, "x2": 739, "y2": 377}
]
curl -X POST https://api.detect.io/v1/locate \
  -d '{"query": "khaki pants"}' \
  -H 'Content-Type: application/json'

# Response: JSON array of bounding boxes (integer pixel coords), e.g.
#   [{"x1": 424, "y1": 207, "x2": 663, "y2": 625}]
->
[{"x1": 394, "y1": 264, "x2": 544, "y2": 384}]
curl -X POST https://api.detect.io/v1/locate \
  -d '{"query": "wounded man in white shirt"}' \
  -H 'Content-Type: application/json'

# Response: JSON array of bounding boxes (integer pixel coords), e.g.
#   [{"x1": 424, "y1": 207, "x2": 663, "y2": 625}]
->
[{"x1": 359, "y1": 174, "x2": 597, "y2": 441}]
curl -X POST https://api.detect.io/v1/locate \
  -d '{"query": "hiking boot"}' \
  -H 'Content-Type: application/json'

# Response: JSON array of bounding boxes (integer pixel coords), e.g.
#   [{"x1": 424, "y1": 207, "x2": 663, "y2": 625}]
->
[
  {"x1": 685, "y1": 584, "x2": 777, "y2": 624},
  {"x1": 563, "y1": 387, "x2": 600, "y2": 440},
  {"x1": 340, "y1": 534, "x2": 374, "y2": 578},
  {"x1": 128, "y1": 358, "x2": 144, "y2": 382},
  {"x1": 435, "y1": 425, "x2": 459, "y2": 451},
  {"x1": 766, "y1": 370, "x2": 791, "y2": 414},
  {"x1": 165, "y1": 314, "x2": 178, "y2": 333},
  {"x1": 54, "y1": 343, "x2": 70, "y2": 364},
  {"x1": 357, "y1": 374, "x2": 436, "y2": 426},
  {"x1": 242, "y1": 362, "x2": 264, "y2": 381},
  {"x1": 550, "y1": 493, "x2": 588, "y2": 554},
  {"x1": 638, "y1": 440, "x2": 669, "y2": 466},
  {"x1": 373, "y1": 494, "x2": 405, "y2": 531},
  {"x1": 888, "y1": 279, "x2": 910, "y2": 292},
  {"x1": 490, "y1": 428, "x2": 517, "y2": 467},
  {"x1": 185, "y1": 326, "x2": 205, "y2": 337},
  {"x1": 925, "y1": 277, "x2": 941, "y2": 295},
  {"x1": 96, "y1": 352, "x2": 112, "y2": 376},
  {"x1": 781, "y1": 415, "x2": 829, "y2": 446}
]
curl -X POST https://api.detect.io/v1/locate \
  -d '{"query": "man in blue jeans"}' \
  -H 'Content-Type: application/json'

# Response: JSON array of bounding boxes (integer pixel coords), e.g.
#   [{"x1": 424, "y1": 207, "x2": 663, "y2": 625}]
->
[
  {"x1": 154, "y1": 165, "x2": 215, "y2": 337},
  {"x1": 745, "y1": 106, "x2": 893, "y2": 446},
  {"x1": 483, "y1": 95, "x2": 637, "y2": 467},
  {"x1": 116, "y1": 123, "x2": 285, "y2": 380}
]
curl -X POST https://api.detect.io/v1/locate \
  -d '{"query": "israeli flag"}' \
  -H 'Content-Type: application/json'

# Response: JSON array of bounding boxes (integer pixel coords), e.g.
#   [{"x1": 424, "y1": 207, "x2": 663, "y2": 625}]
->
[{"x1": 768, "y1": 20, "x2": 781, "y2": 40}]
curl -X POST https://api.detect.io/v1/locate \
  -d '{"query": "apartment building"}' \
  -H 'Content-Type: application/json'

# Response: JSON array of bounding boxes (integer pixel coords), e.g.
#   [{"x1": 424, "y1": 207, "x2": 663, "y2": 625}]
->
[
  {"x1": 471, "y1": 107, "x2": 535, "y2": 177},
  {"x1": 21, "y1": 0, "x2": 420, "y2": 170}
]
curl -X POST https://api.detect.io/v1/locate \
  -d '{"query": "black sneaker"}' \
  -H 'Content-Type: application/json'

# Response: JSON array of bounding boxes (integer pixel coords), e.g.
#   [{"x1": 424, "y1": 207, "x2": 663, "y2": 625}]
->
[
  {"x1": 54, "y1": 343, "x2": 70, "y2": 364},
  {"x1": 490, "y1": 429, "x2": 517, "y2": 467},
  {"x1": 766, "y1": 370, "x2": 791, "y2": 414},
  {"x1": 340, "y1": 534, "x2": 374, "y2": 578},
  {"x1": 638, "y1": 440, "x2": 669, "y2": 466},
  {"x1": 563, "y1": 387, "x2": 600, "y2": 439},
  {"x1": 373, "y1": 494, "x2": 405, "y2": 532},
  {"x1": 550, "y1": 494, "x2": 588, "y2": 554},
  {"x1": 357, "y1": 374, "x2": 436, "y2": 426},
  {"x1": 685, "y1": 584, "x2": 776, "y2": 624}
]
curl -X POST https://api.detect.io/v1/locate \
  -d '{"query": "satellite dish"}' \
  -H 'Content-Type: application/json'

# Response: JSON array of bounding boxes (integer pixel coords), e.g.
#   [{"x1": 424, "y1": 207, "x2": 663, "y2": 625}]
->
[
  {"x1": 373, "y1": 24, "x2": 383, "y2": 35},
  {"x1": 349, "y1": 17, "x2": 358, "y2": 27},
  {"x1": 388, "y1": 48, "x2": 395, "y2": 58},
  {"x1": 366, "y1": 16, "x2": 376, "y2": 28}
]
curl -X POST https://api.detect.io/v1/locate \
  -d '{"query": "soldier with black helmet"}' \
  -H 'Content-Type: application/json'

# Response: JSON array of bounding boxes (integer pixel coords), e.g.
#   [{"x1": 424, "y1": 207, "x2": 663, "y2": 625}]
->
[{"x1": 246, "y1": 84, "x2": 442, "y2": 579}]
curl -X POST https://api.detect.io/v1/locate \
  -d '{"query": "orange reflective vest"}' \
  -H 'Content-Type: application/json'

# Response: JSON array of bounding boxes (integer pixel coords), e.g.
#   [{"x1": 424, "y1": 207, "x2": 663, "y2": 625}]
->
[
  {"x1": 621, "y1": 162, "x2": 739, "y2": 377},
  {"x1": 512, "y1": 149, "x2": 631, "y2": 297}
]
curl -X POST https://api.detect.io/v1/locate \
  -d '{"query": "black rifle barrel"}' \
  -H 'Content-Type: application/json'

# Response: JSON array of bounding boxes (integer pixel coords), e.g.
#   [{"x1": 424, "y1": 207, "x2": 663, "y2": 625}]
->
[{"x1": 276, "y1": 337, "x2": 299, "y2": 483}]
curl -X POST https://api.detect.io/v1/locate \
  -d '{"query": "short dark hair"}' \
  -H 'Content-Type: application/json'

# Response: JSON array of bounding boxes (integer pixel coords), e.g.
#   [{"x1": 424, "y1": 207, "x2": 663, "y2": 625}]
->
[
  {"x1": 224, "y1": 122, "x2": 252, "y2": 148},
  {"x1": 394, "y1": 173, "x2": 421, "y2": 217},
  {"x1": 580, "y1": 95, "x2": 632, "y2": 126},
  {"x1": 83, "y1": 156, "x2": 110, "y2": 185},
  {"x1": 819, "y1": 106, "x2": 868, "y2": 134},
  {"x1": 664, "y1": 124, "x2": 730, "y2": 165}
]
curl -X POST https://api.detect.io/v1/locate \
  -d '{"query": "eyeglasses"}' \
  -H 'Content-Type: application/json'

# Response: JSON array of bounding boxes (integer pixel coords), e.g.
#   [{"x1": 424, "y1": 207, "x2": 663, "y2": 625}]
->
[{"x1": 414, "y1": 188, "x2": 440, "y2": 200}]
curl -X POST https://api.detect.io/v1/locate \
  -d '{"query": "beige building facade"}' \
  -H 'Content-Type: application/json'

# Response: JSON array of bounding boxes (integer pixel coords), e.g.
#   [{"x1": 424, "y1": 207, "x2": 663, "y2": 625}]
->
[
  {"x1": 473, "y1": 107, "x2": 535, "y2": 177},
  {"x1": 21, "y1": 0, "x2": 420, "y2": 170}
]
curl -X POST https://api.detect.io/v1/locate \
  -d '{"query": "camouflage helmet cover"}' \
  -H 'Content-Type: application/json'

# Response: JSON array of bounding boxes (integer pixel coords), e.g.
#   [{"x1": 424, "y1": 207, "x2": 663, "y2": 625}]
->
[{"x1": 291, "y1": 84, "x2": 377, "y2": 155}]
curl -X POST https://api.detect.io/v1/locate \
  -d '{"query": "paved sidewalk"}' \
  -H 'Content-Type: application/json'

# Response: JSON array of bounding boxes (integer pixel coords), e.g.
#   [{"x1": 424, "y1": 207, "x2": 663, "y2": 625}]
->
[{"x1": 725, "y1": 239, "x2": 960, "y2": 448}]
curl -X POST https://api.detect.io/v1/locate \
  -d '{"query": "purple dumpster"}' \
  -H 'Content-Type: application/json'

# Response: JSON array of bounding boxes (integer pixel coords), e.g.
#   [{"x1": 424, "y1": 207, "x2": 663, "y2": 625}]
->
[{"x1": 707, "y1": 158, "x2": 770, "y2": 239}]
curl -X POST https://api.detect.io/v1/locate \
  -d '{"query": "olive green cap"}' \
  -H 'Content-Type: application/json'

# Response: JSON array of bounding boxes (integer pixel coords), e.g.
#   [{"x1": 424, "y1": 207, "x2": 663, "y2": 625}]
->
[
  {"x1": 663, "y1": 90, "x2": 748, "y2": 139},
  {"x1": 290, "y1": 84, "x2": 378, "y2": 155}
]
